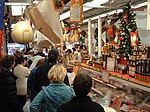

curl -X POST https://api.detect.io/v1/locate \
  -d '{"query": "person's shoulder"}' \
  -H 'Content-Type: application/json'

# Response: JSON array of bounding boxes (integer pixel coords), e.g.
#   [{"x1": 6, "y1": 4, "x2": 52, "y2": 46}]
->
[
  {"x1": 40, "y1": 62, "x2": 51, "y2": 67},
  {"x1": 57, "y1": 101, "x2": 72, "y2": 112},
  {"x1": 64, "y1": 84, "x2": 74, "y2": 92},
  {"x1": 0, "y1": 67, "x2": 9, "y2": 77},
  {"x1": 1, "y1": 67, "x2": 8, "y2": 72},
  {"x1": 23, "y1": 66, "x2": 30, "y2": 71},
  {"x1": 66, "y1": 85, "x2": 73, "y2": 90},
  {"x1": 0, "y1": 68, "x2": 16, "y2": 82},
  {"x1": 31, "y1": 67, "x2": 38, "y2": 72},
  {"x1": 42, "y1": 86, "x2": 47, "y2": 91},
  {"x1": 41, "y1": 85, "x2": 53, "y2": 96},
  {"x1": 91, "y1": 101, "x2": 105, "y2": 111},
  {"x1": 34, "y1": 62, "x2": 50, "y2": 77},
  {"x1": 3, "y1": 67, "x2": 12, "y2": 75},
  {"x1": 36, "y1": 62, "x2": 47, "y2": 70}
]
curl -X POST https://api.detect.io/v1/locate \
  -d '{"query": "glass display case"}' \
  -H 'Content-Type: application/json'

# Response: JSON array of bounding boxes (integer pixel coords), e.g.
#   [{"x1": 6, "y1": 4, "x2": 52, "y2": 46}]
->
[{"x1": 78, "y1": 66, "x2": 150, "y2": 112}]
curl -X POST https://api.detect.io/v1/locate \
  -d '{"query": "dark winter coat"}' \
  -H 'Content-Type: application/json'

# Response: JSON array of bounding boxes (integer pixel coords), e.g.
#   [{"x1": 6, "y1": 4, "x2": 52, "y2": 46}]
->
[
  {"x1": 57, "y1": 96, "x2": 105, "y2": 112},
  {"x1": 30, "y1": 61, "x2": 70, "y2": 101},
  {"x1": 0, "y1": 67, "x2": 22, "y2": 112}
]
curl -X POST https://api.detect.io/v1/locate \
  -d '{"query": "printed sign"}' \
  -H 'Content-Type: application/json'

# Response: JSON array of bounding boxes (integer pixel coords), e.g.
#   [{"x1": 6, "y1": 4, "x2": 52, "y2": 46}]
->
[{"x1": 70, "y1": 0, "x2": 83, "y2": 22}]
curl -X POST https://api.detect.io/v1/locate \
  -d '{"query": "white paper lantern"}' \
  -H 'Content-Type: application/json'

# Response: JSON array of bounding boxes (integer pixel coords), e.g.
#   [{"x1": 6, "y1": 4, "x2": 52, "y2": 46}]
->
[{"x1": 11, "y1": 21, "x2": 33, "y2": 44}]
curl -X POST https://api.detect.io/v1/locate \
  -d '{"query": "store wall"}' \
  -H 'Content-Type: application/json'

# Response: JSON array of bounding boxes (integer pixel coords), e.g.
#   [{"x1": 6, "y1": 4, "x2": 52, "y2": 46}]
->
[{"x1": 135, "y1": 9, "x2": 150, "y2": 44}]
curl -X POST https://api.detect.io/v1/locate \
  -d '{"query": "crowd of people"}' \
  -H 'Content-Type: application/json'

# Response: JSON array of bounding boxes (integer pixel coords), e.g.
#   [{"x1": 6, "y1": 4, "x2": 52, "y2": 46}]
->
[{"x1": 0, "y1": 47, "x2": 105, "y2": 112}]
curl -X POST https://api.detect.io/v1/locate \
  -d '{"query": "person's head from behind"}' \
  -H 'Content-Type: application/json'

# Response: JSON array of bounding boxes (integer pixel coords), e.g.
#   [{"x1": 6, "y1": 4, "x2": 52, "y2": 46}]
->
[
  {"x1": 66, "y1": 49, "x2": 72, "y2": 54},
  {"x1": 48, "y1": 64, "x2": 67, "y2": 82},
  {"x1": 1, "y1": 55, "x2": 15, "y2": 70},
  {"x1": 72, "y1": 48, "x2": 76, "y2": 52},
  {"x1": 48, "y1": 48, "x2": 59, "y2": 62},
  {"x1": 16, "y1": 56, "x2": 27, "y2": 66},
  {"x1": 14, "y1": 51, "x2": 22, "y2": 59},
  {"x1": 73, "y1": 73, "x2": 92, "y2": 97}
]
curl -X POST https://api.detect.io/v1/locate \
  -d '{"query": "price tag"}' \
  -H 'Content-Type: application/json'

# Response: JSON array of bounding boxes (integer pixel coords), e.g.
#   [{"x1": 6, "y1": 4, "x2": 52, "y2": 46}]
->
[{"x1": 107, "y1": 57, "x2": 116, "y2": 71}]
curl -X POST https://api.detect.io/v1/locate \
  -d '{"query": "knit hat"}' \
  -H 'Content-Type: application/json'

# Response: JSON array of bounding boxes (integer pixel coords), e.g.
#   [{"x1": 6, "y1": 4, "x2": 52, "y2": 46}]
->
[
  {"x1": 48, "y1": 48, "x2": 59, "y2": 60},
  {"x1": 29, "y1": 55, "x2": 45, "y2": 71}
]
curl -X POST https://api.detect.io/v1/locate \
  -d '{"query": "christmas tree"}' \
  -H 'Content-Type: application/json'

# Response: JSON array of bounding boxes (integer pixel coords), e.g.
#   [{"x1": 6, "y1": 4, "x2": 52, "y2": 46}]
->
[{"x1": 117, "y1": 3, "x2": 141, "y2": 59}]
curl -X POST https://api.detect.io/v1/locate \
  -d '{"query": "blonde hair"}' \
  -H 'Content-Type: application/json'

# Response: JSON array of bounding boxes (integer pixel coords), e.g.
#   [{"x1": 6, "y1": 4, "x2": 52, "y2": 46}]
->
[{"x1": 48, "y1": 64, "x2": 67, "y2": 82}]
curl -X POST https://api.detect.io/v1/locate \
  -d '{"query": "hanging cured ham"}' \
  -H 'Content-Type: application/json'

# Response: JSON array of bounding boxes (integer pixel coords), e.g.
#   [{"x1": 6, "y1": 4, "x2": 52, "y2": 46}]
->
[{"x1": 26, "y1": 0, "x2": 62, "y2": 44}]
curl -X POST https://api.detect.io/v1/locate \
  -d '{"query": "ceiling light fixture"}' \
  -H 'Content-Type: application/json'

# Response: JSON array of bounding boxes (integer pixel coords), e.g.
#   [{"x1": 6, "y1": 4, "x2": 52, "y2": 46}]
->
[
  {"x1": 5, "y1": 2, "x2": 31, "y2": 6},
  {"x1": 11, "y1": 5, "x2": 26, "y2": 16}
]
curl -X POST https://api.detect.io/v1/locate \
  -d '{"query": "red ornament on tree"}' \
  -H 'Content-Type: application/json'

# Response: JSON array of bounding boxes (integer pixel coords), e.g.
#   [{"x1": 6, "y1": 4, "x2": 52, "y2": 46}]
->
[
  {"x1": 119, "y1": 37, "x2": 123, "y2": 41},
  {"x1": 124, "y1": 14, "x2": 128, "y2": 20}
]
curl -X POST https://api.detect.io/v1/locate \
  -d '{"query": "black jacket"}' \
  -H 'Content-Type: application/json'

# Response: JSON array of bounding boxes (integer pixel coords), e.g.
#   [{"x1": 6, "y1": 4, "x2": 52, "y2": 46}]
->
[
  {"x1": 30, "y1": 61, "x2": 70, "y2": 101},
  {"x1": 57, "y1": 96, "x2": 105, "y2": 112},
  {"x1": 0, "y1": 67, "x2": 22, "y2": 112}
]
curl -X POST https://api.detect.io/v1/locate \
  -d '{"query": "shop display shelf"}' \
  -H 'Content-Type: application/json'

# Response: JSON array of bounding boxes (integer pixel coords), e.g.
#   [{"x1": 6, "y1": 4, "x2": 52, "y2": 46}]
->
[
  {"x1": 91, "y1": 87, "x2": 104, "y2": 96},
  {"x1": 79, "y1": 64, "x2": 150, "y2": 93},
  {"x1": 92, "y1": 77, "x2": 116, "y2": 89},
  {"x1": 109, "y1": 75, "x2": 150, "y2": 92}
]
